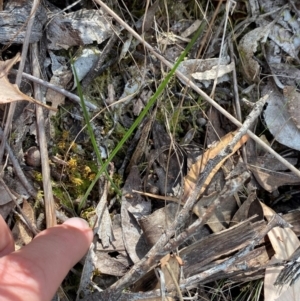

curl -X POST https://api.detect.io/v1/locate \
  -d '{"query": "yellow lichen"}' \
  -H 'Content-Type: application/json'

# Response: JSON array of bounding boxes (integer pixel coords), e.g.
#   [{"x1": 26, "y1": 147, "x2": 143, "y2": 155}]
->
[
  {"x1": 88, "y1": 173, "x2": 96, "y2": 181},
  {"x1": 36, "y1": 190, "x2": 44, "y2": 200},
  {"x1": 70, "y1": 141, "x2": 77, "y2": 151},
  {"x1": 68, "y1": 157, "x2": 77, "y2": 169},
  {"x1": 70, "y1": 176, "x2": 83, "y2": 186},
  {"x1": 62, "y1": 130, "x2": 69, "y2": 140},
  {"x1": 57, "y1": 141, "x2": 66, "y2": 150},
  {"x1": 33, "y1": 171, "x2": 43, "y2": 182},
  {"x1": 83, "y1": 166, "x2": 92, "y2": 178}
]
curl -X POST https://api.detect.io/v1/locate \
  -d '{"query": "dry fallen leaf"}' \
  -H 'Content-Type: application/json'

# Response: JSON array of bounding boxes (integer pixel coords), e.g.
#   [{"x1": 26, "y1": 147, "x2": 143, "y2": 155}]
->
[
  {"x1": 248, "y1": 163, "x2": 300, "y2": 192},
  {"x1": 158, "y1": 253, "x2": 181, "y2": 301},
  {"x1": 0, "y1": 53, "x2": 56, "y2": 111},
  {"x1": 238, "y1": 23, "x2": 272, "y2": 82},
  {"x1": 262, "y1": 203, "x2": 300, "y2": 301},
  {"x1": 11, "y1": 199, "x2": 35, "y2": 250},
  {"x1": 263, "y1": 81, "x2": 300, "y2": 151},
  {"x1": 183, "y1": 131, "x2": 249, "y2": 201},
  {"x1": 177, "y1": 56, "x2": 232, "y2": 87}
]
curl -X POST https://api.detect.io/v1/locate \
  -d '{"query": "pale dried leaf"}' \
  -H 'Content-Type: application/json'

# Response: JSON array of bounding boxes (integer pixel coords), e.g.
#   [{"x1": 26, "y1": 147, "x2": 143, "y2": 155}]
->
[
  {"x1": 269, "y1": 63, "x2": 300, "y2": 88},
  {"x1": 192, "y1": 61, "x2": 234, "y2": 81},
  {"x1": 0, "y1": 52, "x2": 20, "y2": 76},
  {"x1": 95, "y1": 226, "x2": 130, "y2": 277},
  {"x1": 177, "y1": 56, "x2": 231, "y2": 87},
  {"x1": 12, "y1": 200, "x2": 35, "y2": 250},
  {"x1": 95, "y1": 208, "x2": 113, "y2": 248},
  {"x1": 115, "y1": 65, "x2": 148, "y2": 111},
  {"x1": 262, "y1": 203, "x2": 300, "y2": 301},
  {"x1": 91, "y1": 178, "x2": 113, "y2": 248},
  {"x1": 193, "y1": 169, "x2": 250, "y2": 233},
  {"x1": 0, "y1": 54, "x2": 56, "y2": 110},
  {"x1": 45, "y1": 51, "x2": 72, "y2": 116},
  {"x1": 77, "y1": 243, "x2": 98, "y2": 299},
  {"x1": 248, "y1": 164, "x2": 300, "y2": 192},
  {"x1": 119, "y1": 34, "x2": 132, "y2": 63},
  {"x1": 263, "y1": 81, "x2": 300, "y2": 151},
  {"x1": 121, "y1": 166, "x2": 150, "y2": 263},
  {"x1": 0, "y1": 54, "x2": 34, "y2": 103},
  {"x1": 139, "y1": 203, "x2": 179, "y2": 247},
  {"x1": 71, "y1": 47, "x2": 100, "y2": 89},
  {"x1": 133, "y1": 90, "x2": 152, "y2": 116},
  {"x1": 47, "y1": 9, "x2": 115, "y2": 50},
  {"x1": 269, "y1": 24, "x2": 299, "y2": 60},
  {"x1": 159, "y1": 255, "x2": 180, "y2": 299},
  {"x1": 181, "y1": 20, "x2": 202, "y2": 38},
  {"x1": 94, "y1": 251, "x2": 128, "y2": 277},
  {"x1": 238, "y1": 23, "x2": 272, "y2": 81}
]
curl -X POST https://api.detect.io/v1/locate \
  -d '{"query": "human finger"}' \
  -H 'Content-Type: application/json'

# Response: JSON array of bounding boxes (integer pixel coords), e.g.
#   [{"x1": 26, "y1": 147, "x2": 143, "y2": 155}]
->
[
  {"x1": 0, "y1": 214, "x2": 14, "y2": 257},
  {"x1": 0, "y1": 217, "x2": 93, "y2": 301}
]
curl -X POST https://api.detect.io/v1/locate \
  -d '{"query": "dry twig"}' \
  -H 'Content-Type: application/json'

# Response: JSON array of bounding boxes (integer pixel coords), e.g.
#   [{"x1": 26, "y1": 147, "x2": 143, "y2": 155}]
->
[{"x1": 31, "y1": 43, "x2": 56, "y2": 228}]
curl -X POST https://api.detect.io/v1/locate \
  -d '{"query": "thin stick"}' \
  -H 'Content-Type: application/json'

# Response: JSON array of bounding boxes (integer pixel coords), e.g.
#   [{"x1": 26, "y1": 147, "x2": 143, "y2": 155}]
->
[
  {"x1": 10, "y1": 69, "x2": 98, "y2": 111},
  {"x1": 31, "y1": 43, "x2": 56, "y2": 228},
  {"x1": 0, "y1": 128, "x2": 37, "y2": 197},
  {"x1": 95, "y1": 0, "x2": 300, "y2": 179},
  {"x1": 229, "y1": 40, "x2": 247, "y2": 164}
]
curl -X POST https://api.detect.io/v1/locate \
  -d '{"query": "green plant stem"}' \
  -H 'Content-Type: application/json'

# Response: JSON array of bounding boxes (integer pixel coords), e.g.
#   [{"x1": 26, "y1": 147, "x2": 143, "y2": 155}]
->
[
  {"x1": 72, "y1": 62, "x2": 121, "y2": 204},
  {"x1": 78, "y1": 21, "x2": 206, "y2": 211}
]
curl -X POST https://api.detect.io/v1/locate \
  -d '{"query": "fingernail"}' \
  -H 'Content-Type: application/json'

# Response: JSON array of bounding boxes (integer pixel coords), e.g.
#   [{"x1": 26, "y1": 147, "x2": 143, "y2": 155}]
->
[{"x1": 63, "y1": 217, "x2": 90, "y2": 229}]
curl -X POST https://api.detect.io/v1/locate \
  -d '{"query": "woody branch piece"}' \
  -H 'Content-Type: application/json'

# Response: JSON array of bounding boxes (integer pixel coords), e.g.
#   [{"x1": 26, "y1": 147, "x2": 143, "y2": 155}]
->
[
  {"x1": 163, "y1": 169, "x2": 250, "y2": 252},
  {"x1": 180, "y1": 214, "x2": 291, "y2": 289}
]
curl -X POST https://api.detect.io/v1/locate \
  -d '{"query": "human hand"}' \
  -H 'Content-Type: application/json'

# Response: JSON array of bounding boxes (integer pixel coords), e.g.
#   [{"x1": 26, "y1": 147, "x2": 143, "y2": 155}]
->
[{"x1": 0, "y1": 216, "x2": 93, "y2": 301}]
